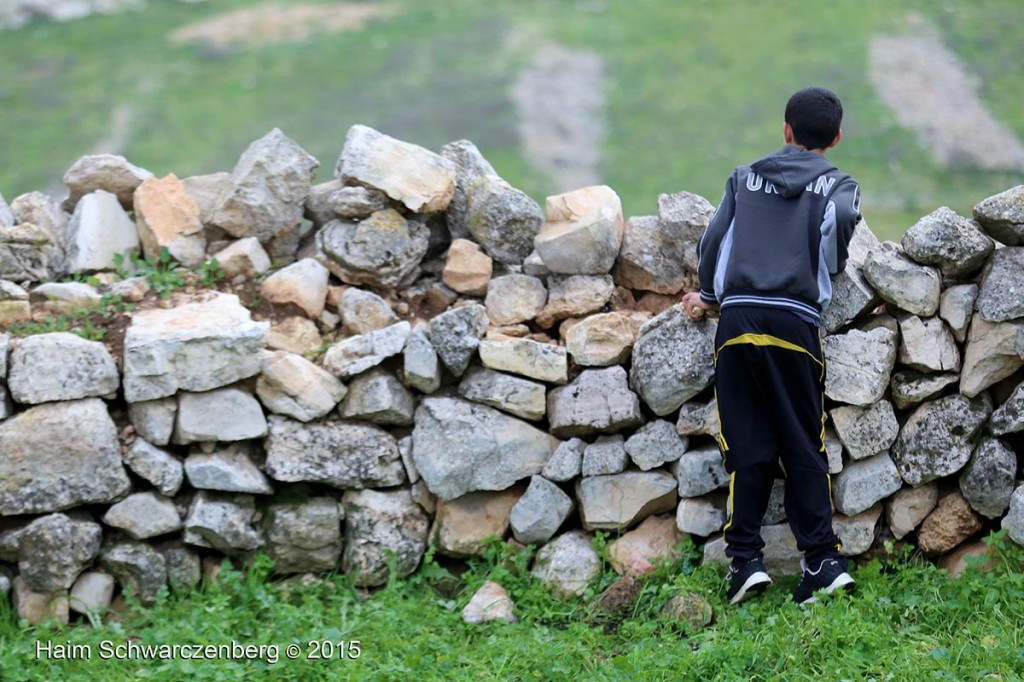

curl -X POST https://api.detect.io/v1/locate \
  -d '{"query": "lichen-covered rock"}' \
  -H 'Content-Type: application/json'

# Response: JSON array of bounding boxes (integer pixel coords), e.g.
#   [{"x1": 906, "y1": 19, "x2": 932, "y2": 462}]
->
[
  {"x1": 7, "y1": 332, "x2": 118, "y2": 404},
  {"x1": 833, "y1": 504, "x2": 882, "y2": 556},
  {"x1": 458, "y1": 366, "x2": 546, "y2": 421},
  {"x1": 322, "y1": 321, "x2": 410, "y2": 379},
  {"x1": 264, "y1": 415, "x2": 406, "y2": 489},
  {"x1": 99, "y1": 541, "x2": 168, "y2": 606},
  {"x1": 534, "y1": 186, "x2": 624, "y2": 275},
  {"x1": 0, "y1": 399, "x2": 130, "y2": 514},
  {"x1": 625, "y1": 419, "x2": 687, "y2": 471},
  {"x1": 673, "y1": 445, "x2": 729, "y2": 498},
  {"x1": 465, "y1": 175, "x2": 543, "y2": 264},
  {"x1": 822, "y1": 221, "x2": 882, "y2": 333},
  {"x1": 822, "y1": 327, "x2": 898, "y2": 406},
  {"x1": 209, "y1": 128, "x2": 319, "y2": 242},
  {"x1": 630, "y1": 305, "x2": 716, "y2": 415},
  {"x1": 336, "y1": 124, "x2": 456, "y2": 213},
  {"x1": 891, "y1": 394, "x2": 992, "y2": 486},
  {"x1": 316, "y1": 211, "x2": 429, "y2": 289},
  {"x1": 411, "y1": 397, "x2": 559, "y2": 501},
  {"x1": 340, "y1": 368, "x2": 416, "y2": 426},
  {"x1": 122, "y1": 438, "x2": 183, "y2": 497},
  {"x1": 833, "y1": 453, "x2": 903, "y2": 516},
  {"x1": 989, "y1": 381, "x2": 1024, "y2": 436},
  {"x1": 973, "y1": 185, "x2": 1024, "y2": 246},
  {"x1": 342, "y1": 488, "x2": 429, "y2": 587},
  {"x1": 428, "y1": 304, "x2": 488, "y2": 377},
  {"x1": 959, "y1": 439, "x2": 1016, "y2": 519},
  {"x1": 547, "y1": 366, "x2": 644, "y2": 437},
  {"x1": 541, "y1": 438, "x2": 585, "y2": 483},
  {"x1": 10, "y1": 514, "x2": 102, "y2": 592},
  {"x1": 337, "y1": 287, "x2": 398, "y2": 335},
  {"x1": 829, "y1": 400, "x2": 899, "y2": 460},
  {"x1": 123, "y1": 292, "x2": 269, "y2": 403},
  {"x1": 441, "y1": 139, "x2": 498, "y2": 239},
  {"x1": 975, "y1": 247, "x2": 1024, "y2": 323},
  {"x1": 901, "y1": 206, "x2": 993, "y2": 276},
  {"x1": 863, "y1": 241, "x2": 941, "y2": 316},
  {"x1": 183, "y1": 492, "x2": 262, "y2": 556},
  {"x1": 263, "y1": 497, "x2": 342, "y2": 573}
]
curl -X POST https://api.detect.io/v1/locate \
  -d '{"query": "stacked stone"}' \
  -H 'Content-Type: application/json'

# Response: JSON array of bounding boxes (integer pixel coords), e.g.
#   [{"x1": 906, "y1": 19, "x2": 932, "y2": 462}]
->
[{"x1": 2, "y1": 126, "x2": 1024, "y2": 624}]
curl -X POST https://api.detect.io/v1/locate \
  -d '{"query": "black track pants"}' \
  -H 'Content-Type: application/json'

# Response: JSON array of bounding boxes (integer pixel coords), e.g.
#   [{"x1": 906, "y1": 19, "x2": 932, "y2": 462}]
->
[{"x1": 714, "y1": 306, "x2": 842, "y2": 566}]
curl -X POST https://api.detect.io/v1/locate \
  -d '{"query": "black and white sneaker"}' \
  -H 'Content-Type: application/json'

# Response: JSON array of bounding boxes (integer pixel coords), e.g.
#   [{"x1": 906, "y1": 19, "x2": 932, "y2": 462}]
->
[
  {"x1": 793, "y1": 558, "x2": 855, "y2": 605},
  {"x1": 726, "y1": 558, "x2": 772, "y2": 605}
]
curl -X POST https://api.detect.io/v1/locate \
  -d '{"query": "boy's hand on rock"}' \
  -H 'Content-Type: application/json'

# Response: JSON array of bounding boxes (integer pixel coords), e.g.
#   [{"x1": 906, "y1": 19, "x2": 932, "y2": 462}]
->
[{"x1": 682, "y1": 292, "x2": 718, "y2": 321}]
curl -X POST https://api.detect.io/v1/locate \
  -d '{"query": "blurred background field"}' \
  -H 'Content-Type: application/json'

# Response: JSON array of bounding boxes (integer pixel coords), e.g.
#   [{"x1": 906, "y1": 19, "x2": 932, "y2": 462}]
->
[{"x1": 1, "y1": 0, "x2": 1022, "y2": 241}]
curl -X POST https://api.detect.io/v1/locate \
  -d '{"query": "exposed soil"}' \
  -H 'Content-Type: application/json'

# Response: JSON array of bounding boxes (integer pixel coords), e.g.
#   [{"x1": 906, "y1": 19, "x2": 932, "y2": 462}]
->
[{"x1": 168, "y1": 2, "x2": 401, "y2": 50}]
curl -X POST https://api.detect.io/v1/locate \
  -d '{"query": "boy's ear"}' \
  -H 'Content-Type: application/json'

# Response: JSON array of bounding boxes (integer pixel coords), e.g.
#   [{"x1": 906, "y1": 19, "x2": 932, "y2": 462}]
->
[
  {"x1": 783, "y1": 122, "x2": 795, "y2": 144},
  {"x1": 828, "y1": 129, "x2": 843, "y2": 149}
]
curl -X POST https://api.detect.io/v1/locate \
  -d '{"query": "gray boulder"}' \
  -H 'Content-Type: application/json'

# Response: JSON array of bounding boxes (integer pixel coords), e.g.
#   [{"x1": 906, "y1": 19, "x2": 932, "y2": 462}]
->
[
  {"x1": 458, "y1": 366, "x2": 547, "y2": 421},
  {"x1": 411, "y1": 397, "x2": 559, "y2": 500},
  {"x1": 939, "y1": 284, "x2": 979, "y2": 344},
  {"x1": 102, "y1": 492, "x2": 182, "y2": 539},
  {"x1": 892, "y1": 394, "x2": 992, "y2": 486},
  {"x1": 973, "y1": 185, "x2": 1024, "y2": 246},
  {"x1": 11, "y1": 514, "x2": 102, "y2": 592},
  {"x1": 338, "y1": 287, "x2": 399, "y2": 335},
  {"x1": 428, "y1": 304, "x2": 488, "y2": 377},
  {"x1": 174, "y1": 386, "x2": 268, "y2": 445},
  {"x1": 541, "y1": 438, "x2": 585, "y2": 482},
  {"x1": 161, "y1": 545, "x2": 201, "y2": 593},
  {"x1": 576, "y1": 472, "x2": 678, "y2": 530},
  {"x1": 863, "y1": 241, "x2": 941, "y2": 316},
  {"x1": 264, "y1": 497, "x2": 343, "y2": 573},
  {"x1": 830, "y1": 400, "x2": 899, "y2": 460},
  {"x1": 625, "y1": 419, "x2": 687, "y2": 471},
  {"x1": 0, "y1": 222, "x2": 62, "y2": 281},
  {"x1": 901, "y1": 206, "x2": 993, "y2": 276},
  {"x1": 7, "y1": 332, "x2": 118, "y2": 404},
  {"x1": 0, "y1": 192, "x2": 13, "y2": 227},
  {"x1": 582, "y1": 435, "x2": 629, "y2": 476},
  {"x1": 535, "y1": 274, "x2": 614, "y2": 329},
  {"x1": 0, "y1": 399, "x2": 130, "y2": 514},
  {"x1": 209, "y1": 128, "x2": 318, "y2": 242},
  {"x1": 122, "y1": 438, "x2": 183, "y2": 497},
  {"x1": 959, "y1": 315, "x2": 1024, "y2": 398},
  {"x1": 316, "y1": 211, "x2": 429, "y2": 289},
  {"x1": 547, "y1": 366, "x2": 644, "y2": 438},
  {"x1": 442, "y1": 139, "x2": 498, "y2": 240},
  {"x1": 403, "y1": 325, "x2": 441, "y2": 394},
  {"x1": 959, "y1": 439, "x2": 1017, "y2": 519},
  {"x1": 509, "y1": 476, "x2": 575, "y2": 545},
  {"x1": 485, "y1": 274, "x2": 547, "y2": 326},
  {"x1": 183, "y1": 492, "x2": 262, "y2": 556},
  {"x1": 264, "y1": 415, "x2": 406, "y2": 489},
  {"x1": 465, "y1": 175, "x2": 544, "y2": 264},
  {"x1": 184, "y1": 445, "x2": 274, "y2": 495},
  {"x1": 889, "y1": 371, "x2": 959, "y2": 411},
  {"x1": 123, "y1": 292, "x2": 269, "y2": 403},
  {"x1": 322, "y1": 320, "x2": 410, "y2": 379},
  {"x1": 897, "y1": 316, "x2": 960, "y2": 373},
  {"x1": 833, "y1": 505, "x2": 882, "y2": 556},
  {"x1": 975, "y1": 247, "x2": 1024, "y2": 323},
  {"x1": 478, "y1": 337, "x2": 569, "y2": 384},
  {"x1": 530, "y1": 530, "x2": 601, "y2": 598},
  {"x1": 989, "y1": 381, "x2": 1024, "y2": 435},
  {"x1": 340, "y1": 368, "x2": 416, "y2": 426},
  {"x1": 833, "y1": 453, "x2": 903, "y2": 516},
  {"x1": 99, "y1": 542, "x2": 167, "y2": 606},
  {"x1": 630, "y1": 305, "x2": 717, "y2": 415},
  {"x1": 822, "y1": 327, "x2": 898, "y2": 406},
  {"x1": 342, "y1": 488, "x2": 429, "y2": 587},
  {"x1": 673, "y1": 445, "x2": 729, "y2": 498},
  {"x1": 822, "y1": 221, "x2": 882, "y2": 333},
  {"x1": 336, "y1": 124, "x2": 456, "y2": 214},
  {"x1": 62, "y1": 153, "x2": 152, "y2": 210},
  {"x1": 127, "y1": 397, "x2": 177, "y2": 446},
  {"x1": 887, "y1": 484, "x2": 939, "y2": 540},
  {"x1": 1001, "y1": 485, "x2": 1024, "y2": 545}
]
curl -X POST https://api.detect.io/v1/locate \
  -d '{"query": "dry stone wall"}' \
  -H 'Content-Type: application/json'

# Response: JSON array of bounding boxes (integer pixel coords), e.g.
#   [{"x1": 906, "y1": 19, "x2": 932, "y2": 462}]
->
[{"x1": 2, "y1": 125, "x2": 1024, "y2": 624}]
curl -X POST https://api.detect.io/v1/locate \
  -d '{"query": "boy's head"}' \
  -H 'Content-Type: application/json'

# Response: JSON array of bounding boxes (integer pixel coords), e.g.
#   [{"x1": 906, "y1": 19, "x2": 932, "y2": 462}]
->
[{"x1": 784, "y1": 87, "x2": 843, "y2": 151}]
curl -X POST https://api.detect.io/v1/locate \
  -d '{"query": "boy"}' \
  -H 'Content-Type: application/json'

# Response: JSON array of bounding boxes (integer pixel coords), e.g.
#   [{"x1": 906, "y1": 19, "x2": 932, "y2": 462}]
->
[{"x1": 682, "y1": 87, "x2": 862, "y2": 605}]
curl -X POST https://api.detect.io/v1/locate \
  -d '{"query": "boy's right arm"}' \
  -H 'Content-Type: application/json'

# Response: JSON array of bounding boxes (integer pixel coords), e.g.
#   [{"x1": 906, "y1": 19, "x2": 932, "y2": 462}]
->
[{"x1": 696, "y1": 173, "x2": 738, "y2": 305}]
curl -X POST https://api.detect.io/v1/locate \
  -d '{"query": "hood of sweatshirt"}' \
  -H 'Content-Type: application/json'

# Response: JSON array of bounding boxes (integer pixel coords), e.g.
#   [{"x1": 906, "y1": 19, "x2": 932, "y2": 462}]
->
[{"x1": 750, "y1": 145, "x2": 838, "y2": 199}]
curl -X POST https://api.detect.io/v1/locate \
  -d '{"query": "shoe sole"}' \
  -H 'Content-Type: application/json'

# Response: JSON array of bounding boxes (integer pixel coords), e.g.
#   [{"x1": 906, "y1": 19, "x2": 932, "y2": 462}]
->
[
  {"x1": 729, "y1": 572, "x2": 772, "y2": 605},
  {"x1": 796, "y1": 573, "x2": 856, "y2": 605}
]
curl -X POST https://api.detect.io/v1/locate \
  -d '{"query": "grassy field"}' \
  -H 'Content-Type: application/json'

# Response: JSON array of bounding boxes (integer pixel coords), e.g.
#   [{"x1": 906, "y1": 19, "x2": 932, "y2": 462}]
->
[
  {"x1": 2, "y1": 532, "x2": 1023, "y2": 681},
  {"x1": 2, "y1": 0, "x2": 1023, "y2": 242}
]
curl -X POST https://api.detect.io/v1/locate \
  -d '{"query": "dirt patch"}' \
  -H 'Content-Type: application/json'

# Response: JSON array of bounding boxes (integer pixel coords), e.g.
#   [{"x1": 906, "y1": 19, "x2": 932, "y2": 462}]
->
[
  {"x1": 168, "y1": 2, "x2": 401, "y2": 49},
  {"x1": 512, "y1": 43, "x2": 606, "y2": 193},
  {"x1": 868, "y1": 14, "x2": 1024, "y2": 172}
]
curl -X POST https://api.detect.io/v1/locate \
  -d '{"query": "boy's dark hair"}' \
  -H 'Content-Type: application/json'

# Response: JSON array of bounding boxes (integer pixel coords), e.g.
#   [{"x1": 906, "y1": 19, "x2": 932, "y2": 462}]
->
[{"x1": 785, "y1": 87, "x2": 843, "y2": 150}]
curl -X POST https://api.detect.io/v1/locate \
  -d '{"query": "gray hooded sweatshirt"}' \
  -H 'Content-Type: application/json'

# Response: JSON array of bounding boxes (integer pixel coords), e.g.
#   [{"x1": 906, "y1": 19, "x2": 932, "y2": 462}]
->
[{"x1": 696, "y1": 145, "x2": 861, "y2": 325}]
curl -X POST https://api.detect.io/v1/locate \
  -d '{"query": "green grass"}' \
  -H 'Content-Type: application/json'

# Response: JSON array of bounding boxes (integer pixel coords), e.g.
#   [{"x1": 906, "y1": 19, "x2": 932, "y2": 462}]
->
[
  {"x1": 3, "y1": 532, "x2": 1023, "y2": 681},
  {"x1": 1, "y1": 1, "x2": 1023, "y2": 243}
]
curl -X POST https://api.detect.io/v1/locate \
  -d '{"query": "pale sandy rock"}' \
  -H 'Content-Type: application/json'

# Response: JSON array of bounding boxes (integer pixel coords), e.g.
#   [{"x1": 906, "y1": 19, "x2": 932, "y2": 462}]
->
[
  {"x1": 267, "y1": 316, "x2": 323, "y2": 355},
  {"x1": 898, "y1": 315, "x2": 960, "y2": 373},
  {"x1": 134, "y1": 174, "x2": 205, "y2": 267},
  {"x1": 565, "y1": 312, "x2": 641, "y2": 366},
  {"x1": 535, "y1": 274, "x2": 614, "y2": 329},
  {"x1": 607, "y1": 514, "x2": 684, "y2": 576},
  {"x1": 863, "y1": 241, "x2": 941, "y2": 316},
  {"x1": 918, "y1": 492, "x2": 984, "y2": 556},
  {"x1": 212, "y1": 237, "x2": 271, "y2": 277},
  {"x1": 69, "y1": 572, "x2": 114, "y2": 615},
  {"x1": 103, "y1": 492, "x2": 183, "y2": 539},
  {"x1": 534, "y1": 185, "x2": 624, "y2": 275},
  {"x1": 938, "y1": 284, "x2": 978, "y2": 344},
  {"x1": 182, "y1": 172, "x2": 234, "y2": 227},
  {"x1": 33, "y1": 281, "x2": 103, "y2": 314},
  {"x1": 64, "y1": 189, "x2": 140, "y2": 273},
  {"x1": 484, "y1": 274, "x2": 546, "y2": 325},
  {"x1": 123, "y1": 292, "x2": 269, "y2": 402},
  {"x1": 429, "y1": 488, "x2": 522, "y2": 557},
  {"x1": 576, "y1": 471, "x2": 677, "y2": 530},
  {"x1": 822, "y1": 327, "x2": 898, "y2": 406},
  {"x1": 338, "y1": 287, "x2": 398, "y2": 335},
  {"x1": 257, "y1": 351, "x2": 347, "y2": 422},
  {"x1": 336, "y1": 124, "x2": 456, "y2": 214},
  {"x1": 886, "y1": 483, "x2": 939, "y2": 540},
  {"x1": 173, "y1": 386, "x2": 268, "y2": 444},
  {"x1": 13, "y1": 577, "x2": 69, "y2": 626},
  {"x1": 462, "y1": 580, "x2": 516, "y2": 624},
  {"x1": 478, "y1": 337, "x2": 568, "y2": 384},
  {"x1": 260, "y1": 258, "x2": 329, "y2": 318},
  {"x1": 441, "y1": 238, "x2": 492, "y2": 296},
  {"x1": 959, "y1": 315, "x2": 1024, "y2": 397},
  {"x1": 109, "y1": 275, "x2": 150, "y2": 302}
]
